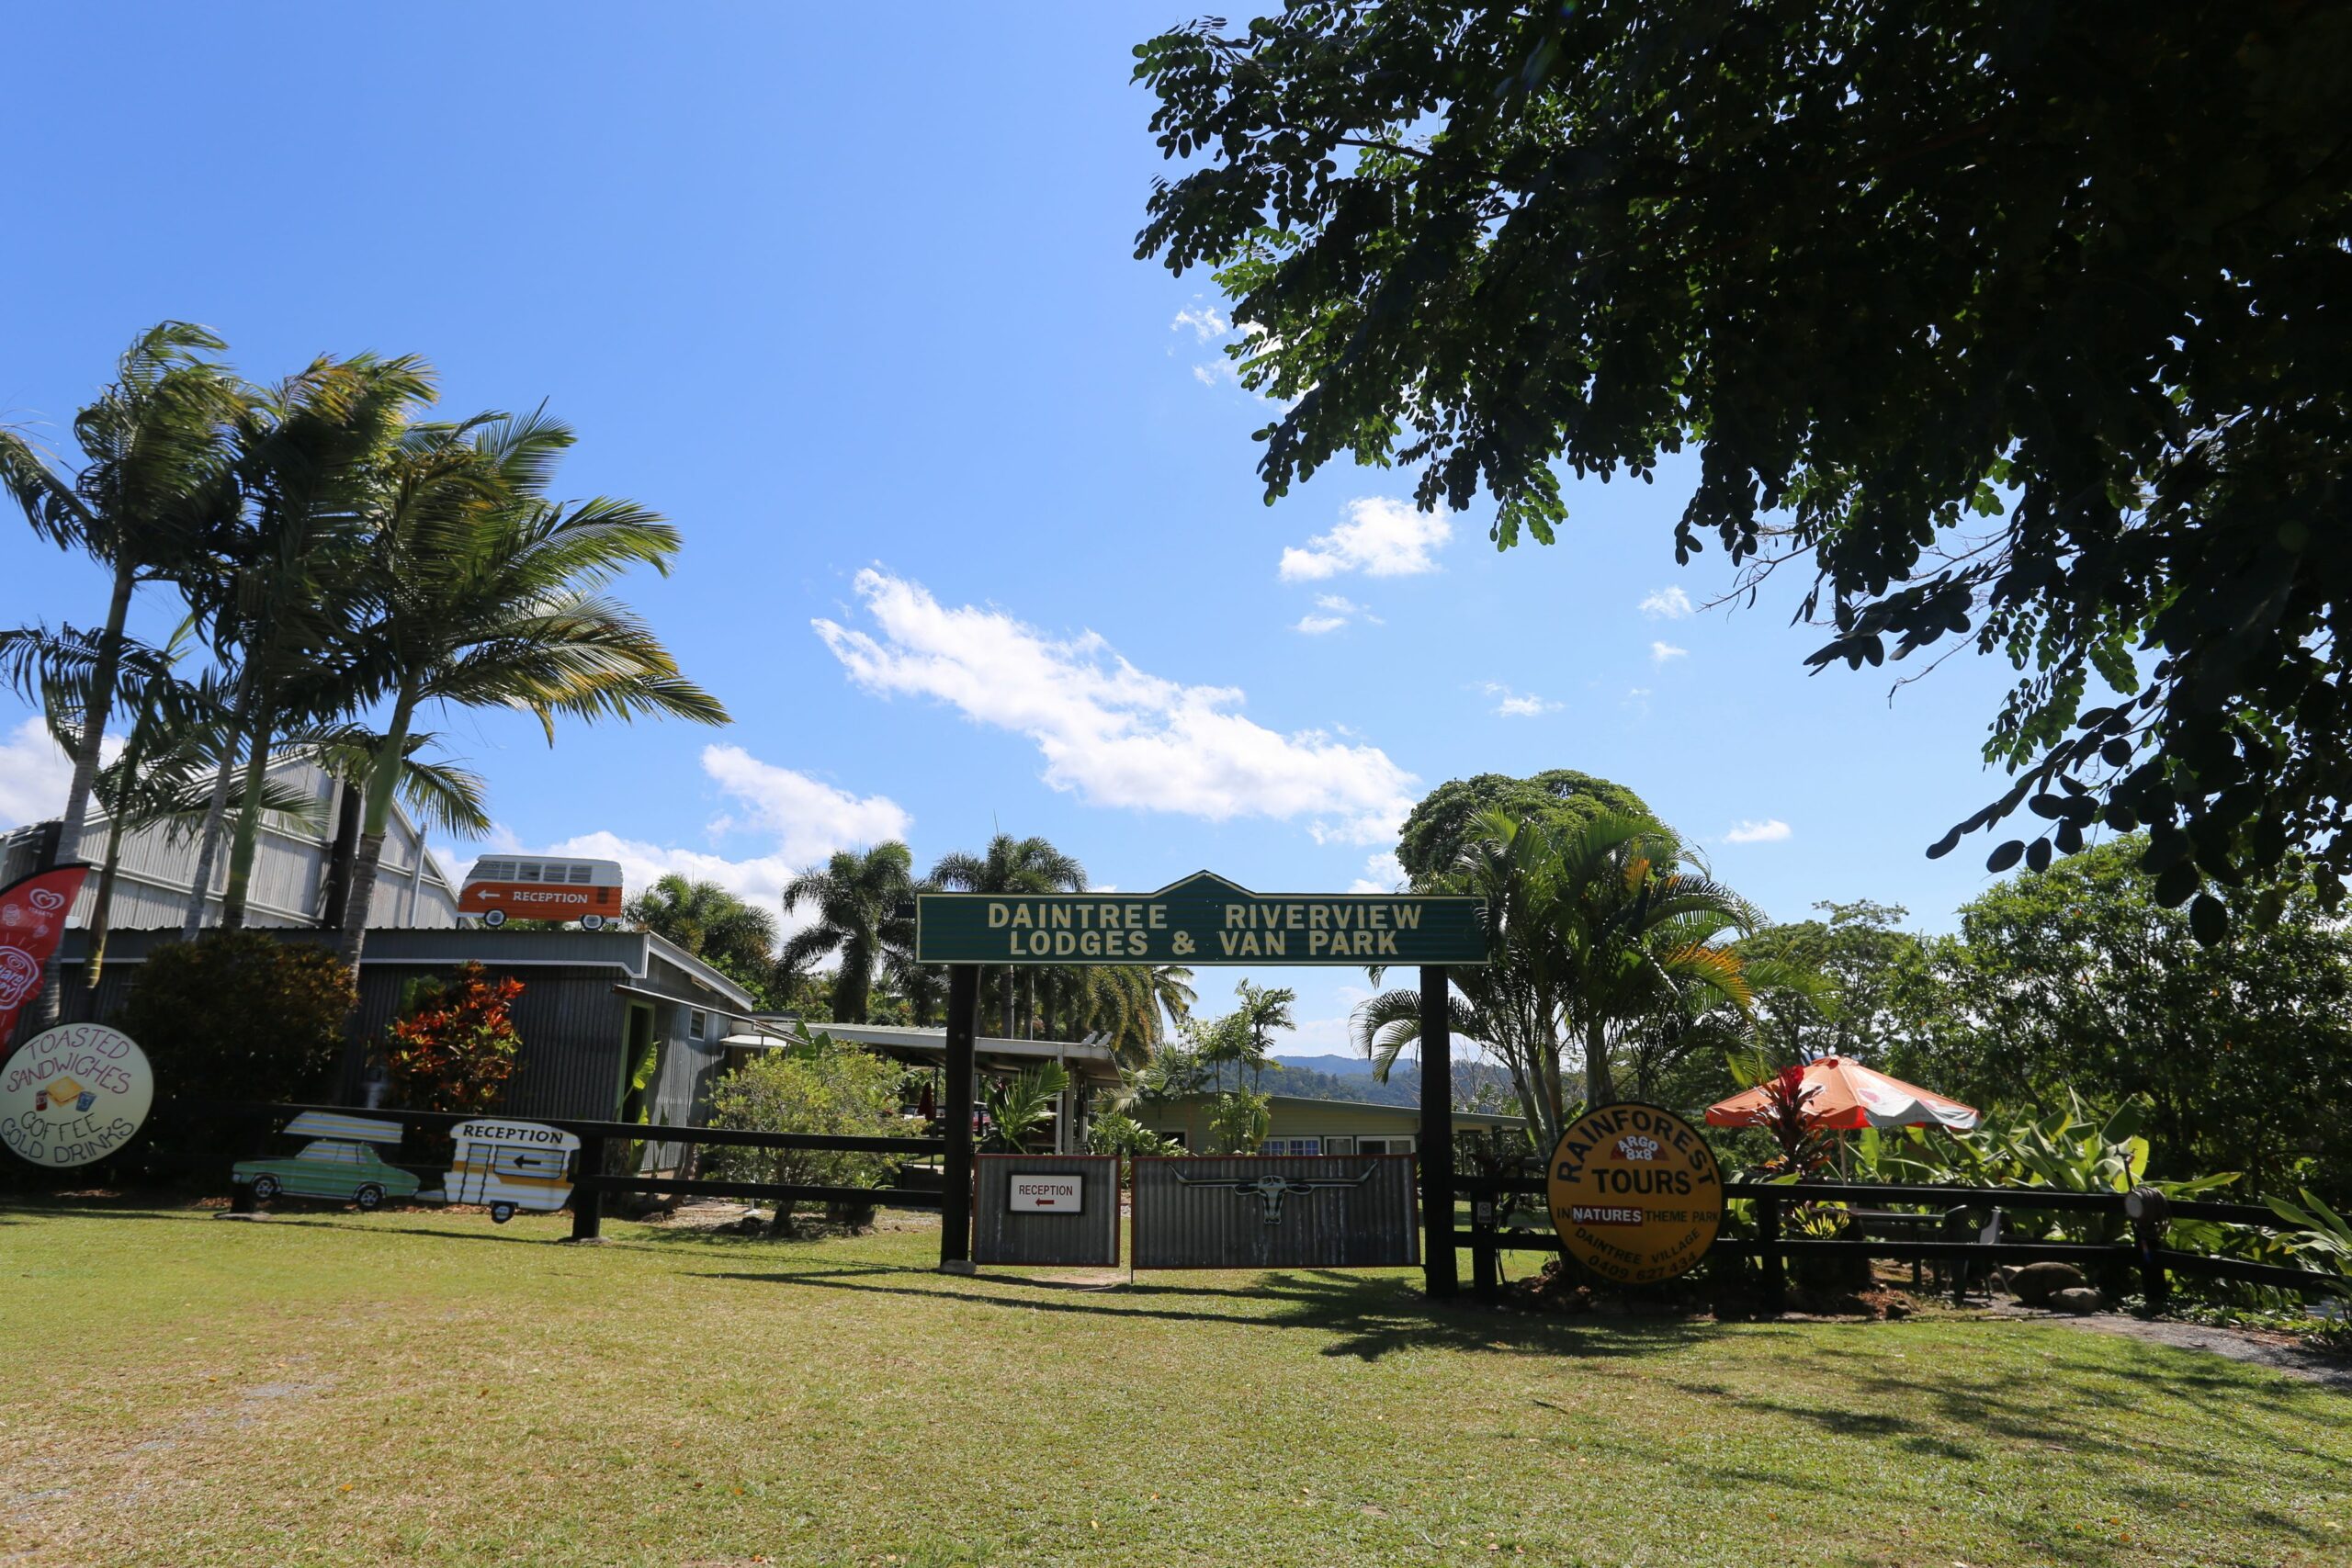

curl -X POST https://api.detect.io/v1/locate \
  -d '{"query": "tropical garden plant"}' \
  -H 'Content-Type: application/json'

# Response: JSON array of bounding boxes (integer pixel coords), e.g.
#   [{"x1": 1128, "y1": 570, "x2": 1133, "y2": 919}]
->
[
  {"x1": 381, "y1": 964, "x2": 526, "y2": 1116},
  {"x1": 981, "y1": 1061, "x2": 1069, "y2": 1153},
  {"x1": 706, "y1": 1043, "x2": 918, "y2": 1235}
]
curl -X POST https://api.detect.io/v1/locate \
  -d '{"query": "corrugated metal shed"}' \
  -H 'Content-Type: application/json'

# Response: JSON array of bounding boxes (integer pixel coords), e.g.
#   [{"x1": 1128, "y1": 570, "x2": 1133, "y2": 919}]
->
[
  {"x1": 973, "y1": 1155, "x2": 1120, "y2": 1267},
  {"x1": 1132, "y1": 1156, "x2": 1420, "y2": 1269},
  {"x1": 1, "y1": 756, "x2": 458, "y2": 930},
  {"x1": 48, "y1": 927, "x2": 758, "y2": 1127}
]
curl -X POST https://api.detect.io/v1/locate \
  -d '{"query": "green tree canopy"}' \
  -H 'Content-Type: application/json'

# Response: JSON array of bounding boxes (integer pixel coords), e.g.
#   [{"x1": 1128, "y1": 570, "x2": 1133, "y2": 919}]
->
[
  {"x1": 1734, "y1": 900, "x2": 1928, "y2": 1065},
  {"x1": 1890, "y1": 836, "x2": 2352, "y2": 1201},
  {"x1": 626, "y1": 874, "x2": 779, "y2": 974},
  {"x1": 1136, "y1": 5, "x2": 2352, "y2": 935},
  {"x1": 1396, "y1": 770, "x2": 1650, "y2": 885}
]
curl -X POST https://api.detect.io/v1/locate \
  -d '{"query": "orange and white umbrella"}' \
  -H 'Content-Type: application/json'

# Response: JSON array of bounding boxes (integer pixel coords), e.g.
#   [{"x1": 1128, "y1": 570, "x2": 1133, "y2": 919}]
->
[{"x1": 1704, "y1": 1055, "x2": 1979, "y2": 1132}]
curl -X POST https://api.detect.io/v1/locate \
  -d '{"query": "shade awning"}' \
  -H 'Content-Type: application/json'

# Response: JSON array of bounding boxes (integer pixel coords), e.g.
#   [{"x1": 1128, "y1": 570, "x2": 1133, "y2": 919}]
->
[{"x1": 1705, "y1": 1056, "x2": 1979, "y2": 1132}]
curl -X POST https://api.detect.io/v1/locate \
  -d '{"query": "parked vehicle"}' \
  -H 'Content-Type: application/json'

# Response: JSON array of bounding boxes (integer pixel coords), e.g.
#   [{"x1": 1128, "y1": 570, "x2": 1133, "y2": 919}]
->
[
  {"x1": 458, "y1": 856, "x2": 623, "y2": 929},
  {"x1": 439, "y1": 1119, "x2": 580, "y2": 1224},
  {"x1": 232, "y1": 1112, "x2": 421, "y2": 1211}
]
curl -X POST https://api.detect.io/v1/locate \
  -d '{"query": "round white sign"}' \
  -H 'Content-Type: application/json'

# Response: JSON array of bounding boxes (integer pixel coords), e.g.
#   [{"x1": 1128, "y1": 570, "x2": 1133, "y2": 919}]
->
[{"x1": 1, "y1": 1023, "x2": 154, "y2": 1168}]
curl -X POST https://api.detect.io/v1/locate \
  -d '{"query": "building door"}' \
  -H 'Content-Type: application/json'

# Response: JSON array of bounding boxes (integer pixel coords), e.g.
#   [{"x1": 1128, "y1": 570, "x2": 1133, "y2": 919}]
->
[{"x1": 618, "y1": 1003, "x2": 657, "y2": 1122}]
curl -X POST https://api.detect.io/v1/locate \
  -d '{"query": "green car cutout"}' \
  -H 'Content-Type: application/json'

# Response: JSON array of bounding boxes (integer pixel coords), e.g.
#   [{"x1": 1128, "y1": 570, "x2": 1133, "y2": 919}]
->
[{"x1": 232, "y1": 1139, "x2": 423, "y2": 1211}]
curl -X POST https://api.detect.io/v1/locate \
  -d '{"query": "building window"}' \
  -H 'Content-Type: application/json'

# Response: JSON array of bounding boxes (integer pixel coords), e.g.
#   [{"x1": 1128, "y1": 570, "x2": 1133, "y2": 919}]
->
[
  {"x1": 1357, "y1": 1136, "x2": 1414, "y2": 1155},
  {"x1": 1323, "y1": 1136, "x2": 1354, "y2": 1156},
  {"x1": 1260, "y1": 1137, "x2": 1323, "y2": 1156},
  {"x1": 688, "y1": 1010, "x2": 707, "y2": 1041}
]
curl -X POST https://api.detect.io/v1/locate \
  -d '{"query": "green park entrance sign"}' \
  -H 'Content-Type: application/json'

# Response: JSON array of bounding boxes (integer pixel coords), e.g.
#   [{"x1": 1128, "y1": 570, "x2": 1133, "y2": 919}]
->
[{"x1": 914, "y1": 871, "x2": 1487, "y2": 967}]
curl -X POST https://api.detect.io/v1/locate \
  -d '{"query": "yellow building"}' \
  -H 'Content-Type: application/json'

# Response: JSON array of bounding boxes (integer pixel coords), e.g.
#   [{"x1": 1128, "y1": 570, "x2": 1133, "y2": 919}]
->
[{"x1": 1134, "y1": 1093, "x2": 1525, "y2": 1156}]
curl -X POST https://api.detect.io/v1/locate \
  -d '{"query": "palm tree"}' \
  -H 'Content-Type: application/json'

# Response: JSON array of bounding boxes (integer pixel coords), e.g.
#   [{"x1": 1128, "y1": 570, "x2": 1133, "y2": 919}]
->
[
  {"x1": 929, "y1": 833, "x2": 1087, "y2": 1032},
  {"x1": 880, "y1": 884, "x2": 947, "y2": 1026},
  {"x1": 981, "y1": 1061, "x2": 1069, "y2": 1152},
  {"x1": 195, "y1": 353, "x2": 433, "y2": 932},
  {"x1": 329, "y1": 404, "x2": 729, "y2": 971},
  {"x1": 1231, "y1": 979, "x2": 1295, "y2": 1090},
  {"x1": 1534, "y1": 811, "x2": 1758, "y2": 1107},
  {"x1": 0, "y1": 323, "x2": 242, "y2": 876},
  {"x1": 781, "y1": 843, "x2": 917, "y2": 1024},
  {"x1": 1367, "y1": 807, "x2": 1759, "y2": 1150},
  {"x1": 627, "y1": 874, "x2": 779, "y2": 970},
  {"x1": 299, "y1": 723, "x2": 493, "y2": 931}
]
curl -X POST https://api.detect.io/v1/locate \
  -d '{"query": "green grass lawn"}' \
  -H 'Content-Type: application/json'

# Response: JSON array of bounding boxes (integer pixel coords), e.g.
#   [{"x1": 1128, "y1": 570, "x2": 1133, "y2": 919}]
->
[{"x1": 6, "y1": 1200, "x2": 2346, "y2": 1568}]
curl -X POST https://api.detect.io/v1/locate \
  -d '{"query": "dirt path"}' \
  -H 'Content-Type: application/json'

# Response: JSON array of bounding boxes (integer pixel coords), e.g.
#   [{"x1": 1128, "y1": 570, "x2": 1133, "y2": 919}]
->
[{"x1": 1993, "y1": 1302, "x2": 2352, "y2": 1388}]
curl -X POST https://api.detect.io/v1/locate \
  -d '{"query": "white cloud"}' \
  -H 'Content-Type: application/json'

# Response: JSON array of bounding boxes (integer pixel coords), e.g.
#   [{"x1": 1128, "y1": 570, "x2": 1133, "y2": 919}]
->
[
  {"x1": 1640, "y1": 586, "x2": 1694, "y2": 619},
  {"x1": 698, "y1": 744, "x2": 911, "y2": 865},
  {"x1": 435, "y1": 748, "x2": 914, "y2": 949},
  {"x1": 1349, "y1": 851, "x2": 1405, "y2": 895},
  {"x1": 1651, "y1": 641, "x2": 1689, "y2": 664},
  {"x1": 1170, "y1": 302, "x2": 1230, "y2": 344},
  {"x1": 1291, "y1": 593, "x2": 1382, "y2": 635},
  {"x1": 1278, "y1": 497, "x2": 1453, "y2": 581},
  {"x1": 1724, "y1": 818, "x2": 1792, "y2": 844},
  {"x1": 0, "y1": 716, "x2": 125, "y2": 831},
  {"x1": 1480, "y1": 682, "x2": 1559, "y2": 718},
  {"x1": 0, "y1": 717, "x2": 74, "y2": 830},
  {"x1": 816, "y1": 569, "x2": 1415, "y2": 844},
  {"x1": 1623, "y1": 686, "x2": 1653, "y2": 716}
]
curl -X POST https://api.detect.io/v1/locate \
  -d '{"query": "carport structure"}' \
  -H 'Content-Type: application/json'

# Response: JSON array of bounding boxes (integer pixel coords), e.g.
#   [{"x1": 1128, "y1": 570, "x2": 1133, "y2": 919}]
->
[{"x1": 718, "y1": 1020, "x2": 1123, "y2": 1154}]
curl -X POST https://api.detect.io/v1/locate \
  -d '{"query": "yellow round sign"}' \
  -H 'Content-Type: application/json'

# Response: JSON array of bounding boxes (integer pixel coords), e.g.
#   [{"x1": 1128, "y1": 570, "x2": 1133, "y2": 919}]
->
[{"x1": 1545, "y1": 1102, "x2": 1723, "y2": 1285}]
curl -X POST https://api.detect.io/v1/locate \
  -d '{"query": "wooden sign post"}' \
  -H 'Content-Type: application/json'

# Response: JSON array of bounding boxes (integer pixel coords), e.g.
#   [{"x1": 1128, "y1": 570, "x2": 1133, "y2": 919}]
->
[{"x1": 919, "y1": 872, "x2": 1487, "y2": 1296}]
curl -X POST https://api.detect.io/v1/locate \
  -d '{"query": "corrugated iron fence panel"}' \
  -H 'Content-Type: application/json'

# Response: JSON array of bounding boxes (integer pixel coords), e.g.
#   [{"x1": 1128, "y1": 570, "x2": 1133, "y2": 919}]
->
[
  {"x1": 974, "y1": 1155, "x2": 1121, "y2": 1267},
  {"x1": 1133, "y1": 1156, "x2": 1419, "y2": 1269}
]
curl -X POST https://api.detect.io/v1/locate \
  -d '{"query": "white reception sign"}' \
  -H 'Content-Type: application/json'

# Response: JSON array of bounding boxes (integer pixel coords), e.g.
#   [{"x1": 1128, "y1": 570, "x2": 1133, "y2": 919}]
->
[
  {"x1": 1009, "y1": 1173, "x2": 1083, "y2": 1213},
  {"x1": 1, "y1": 1023, "x2": 154, "y2": 1168}
]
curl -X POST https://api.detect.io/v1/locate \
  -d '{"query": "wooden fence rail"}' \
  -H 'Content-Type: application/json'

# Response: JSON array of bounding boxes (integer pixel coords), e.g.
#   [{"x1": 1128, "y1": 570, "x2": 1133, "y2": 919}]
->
[
  {"x1": 208, "y1": 1101, "x2": 945, "y2": 1241},
  {"x1": 1453, "y1": 1171, "x2": 2340, "y2": 1309}
]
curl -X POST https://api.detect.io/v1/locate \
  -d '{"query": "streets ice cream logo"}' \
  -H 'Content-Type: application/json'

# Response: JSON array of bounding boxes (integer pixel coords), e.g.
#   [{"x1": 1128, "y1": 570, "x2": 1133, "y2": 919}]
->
[
  {"x1": 0, "y1": 886, "x2": 65, "y2": 1010},
  {"x1": 1, "y1": 1023, "x2": 153, "y2": 1168}
]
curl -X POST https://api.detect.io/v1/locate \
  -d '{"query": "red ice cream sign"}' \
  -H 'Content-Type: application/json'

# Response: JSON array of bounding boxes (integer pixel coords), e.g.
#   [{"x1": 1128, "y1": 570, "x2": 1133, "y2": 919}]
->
[{"x1": 0, "y1": 865, "x2": 87, "y2": 1056}]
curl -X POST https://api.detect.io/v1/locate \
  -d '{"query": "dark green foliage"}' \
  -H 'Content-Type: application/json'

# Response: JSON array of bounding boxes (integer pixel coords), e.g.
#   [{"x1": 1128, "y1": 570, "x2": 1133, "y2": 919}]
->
[
  {"x1": 115, "y1": 931, "x2": 356, "y2": 1179},
  {"x1": 625, "y1": 874, "x2": 778, "y2": 974},
  {"x1": 1733, "y1": 901, "x2": 1928, "y2": 1065},
  {"x1": 1396, "y1": 770, "x2": 1650, "y2": 884},
  {"x1": 1888, "y1": 837, "x2": 2352, "y2": 1204},
  {"x1": 1136, "y1": 5, "x2": 2352, "y2": 934},
  {"x1": 121, "y1": 931, "x2": 355, "y2": 1105}
]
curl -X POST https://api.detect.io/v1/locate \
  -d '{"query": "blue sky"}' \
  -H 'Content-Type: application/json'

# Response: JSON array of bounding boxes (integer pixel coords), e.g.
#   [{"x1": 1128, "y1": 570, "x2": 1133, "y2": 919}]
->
[{"x1": 1, "y1": 5, "x2": 2029, "y2": 1055}]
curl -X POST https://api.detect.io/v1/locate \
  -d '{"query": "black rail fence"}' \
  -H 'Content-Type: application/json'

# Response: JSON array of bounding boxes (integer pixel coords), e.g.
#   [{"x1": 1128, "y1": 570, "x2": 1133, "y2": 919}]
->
[
  {"x1": 203, "y1": 1103, "x2": 2342, "y2": 1312},
  {"x1": 209, "y1": 1101, "x2": 944, "y2": 1241},
  {"x1": 1457, "y1": 1171, "x2": 2338, "y2": 1310}
]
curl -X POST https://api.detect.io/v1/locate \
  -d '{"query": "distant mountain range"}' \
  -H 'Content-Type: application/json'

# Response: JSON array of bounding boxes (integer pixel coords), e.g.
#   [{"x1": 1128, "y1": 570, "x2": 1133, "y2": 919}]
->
[
  {"x1": 1250, "y1": 1055, "x2": 1519, "y2": 1112},
  {"x1": 1269, "y1": 1054, "x2": 1378, "y2": 1077}
]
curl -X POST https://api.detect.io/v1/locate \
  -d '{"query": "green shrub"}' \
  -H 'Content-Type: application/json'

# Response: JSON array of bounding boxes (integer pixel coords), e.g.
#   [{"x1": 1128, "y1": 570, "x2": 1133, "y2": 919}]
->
[
  {"x1": 116, "y1": 931, "x2": 356, "y2": 1180},
  {"x1": 122, "y1": 931, "x2": 355, "y2": 1103},
  {"x1": 705, "y1": 1043, "x2": 919, "y2": 1234}
]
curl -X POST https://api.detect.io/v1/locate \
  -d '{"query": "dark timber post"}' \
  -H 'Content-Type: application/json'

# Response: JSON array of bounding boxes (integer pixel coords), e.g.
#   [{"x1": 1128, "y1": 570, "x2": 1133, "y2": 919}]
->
[
  {"x1": 1758, "y1": 1194, "x2": 1784, "y2": 1313},
  {"x1": 1419, "y1": 964, "x2": 1456, "y2": 1299},
  {"x1": 940, "y1": 964, "x2": 978, "y2": 1272},
  {"x1": 571, "y1": 1134, "x2": 605, "y2": 1241}
]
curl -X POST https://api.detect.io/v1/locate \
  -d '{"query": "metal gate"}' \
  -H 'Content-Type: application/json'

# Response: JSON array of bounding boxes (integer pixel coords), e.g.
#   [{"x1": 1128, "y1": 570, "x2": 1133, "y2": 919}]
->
[
  {"x1": 973, "y1": 1155, "x2": 1120, "y2": 1267},
  {"x1": 1132, "y1": 1155, "x2": 1419, "y2": 1269}
]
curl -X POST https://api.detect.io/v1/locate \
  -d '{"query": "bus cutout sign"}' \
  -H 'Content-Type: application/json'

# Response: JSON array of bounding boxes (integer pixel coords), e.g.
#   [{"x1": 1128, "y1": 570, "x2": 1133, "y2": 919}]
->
[{"x1": 914, "y1": 871, "x2": 1486, "y2": 967}]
